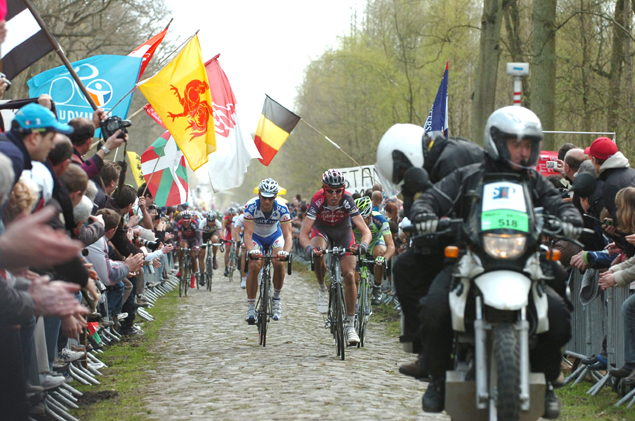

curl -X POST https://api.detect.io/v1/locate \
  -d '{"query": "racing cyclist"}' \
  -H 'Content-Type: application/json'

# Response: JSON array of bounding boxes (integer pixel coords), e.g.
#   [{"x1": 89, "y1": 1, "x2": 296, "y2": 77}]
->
[
  {"x1": 299, "y1": 169, "x2": 372, "y2": 345},
  {"x1": 176, "y1": 211, "x2": 203, "y2": 288},
  {"x1": 353, "y1": 196, "x2": 396, "y2": 305},
  {"x1": 222, "y1": 207, "x2": 238, "y2": 277},
  {"x1": 232, "y1": 209, "x2": 248, "y2": 288},
  {"x1": 199, "y1": 211, "x2": 222, "y2": 282},
  {"x1": 243, "y1": 178, "x2": 293, "y2": 323}
]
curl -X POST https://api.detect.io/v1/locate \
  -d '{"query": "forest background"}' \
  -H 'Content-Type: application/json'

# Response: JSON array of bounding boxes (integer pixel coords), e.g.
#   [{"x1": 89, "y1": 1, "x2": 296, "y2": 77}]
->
[{"x1": 6, "y1": 0, "x2": 635, "y2": 204}]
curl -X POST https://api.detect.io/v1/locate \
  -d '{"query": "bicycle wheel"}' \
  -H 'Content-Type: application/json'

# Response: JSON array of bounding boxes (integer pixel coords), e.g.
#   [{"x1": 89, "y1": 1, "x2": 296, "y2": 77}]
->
[
  {"x1": 258, "y1": 272, "x2": 270, "y2": 347},
  {"x1": 206, "y1": 252, "x2": 212, "y2": 291},
  {"x1": 228, "y1": 247, "x2": 235, "y2": 281},
  {"x1": 357, "y1": 270, "x2": 368, "y2": 348},
  {"x1": 182, "y1": 255, "x2": 190, "y2": 297},
  {"x1": 334, "y1": 281, "x2": 346, "y2": 360}
]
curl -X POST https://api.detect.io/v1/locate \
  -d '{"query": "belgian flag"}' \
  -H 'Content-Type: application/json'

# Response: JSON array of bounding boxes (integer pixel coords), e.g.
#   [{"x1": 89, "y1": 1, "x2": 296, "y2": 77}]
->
[{"x1": 254, "y1": 95, "x2": 300, "y2": 166}]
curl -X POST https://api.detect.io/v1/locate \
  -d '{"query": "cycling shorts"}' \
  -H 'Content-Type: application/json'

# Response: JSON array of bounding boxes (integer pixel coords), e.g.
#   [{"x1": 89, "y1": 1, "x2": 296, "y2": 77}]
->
[
  {"x1": 251, "y1": 225, "x2": 284, "y2": 252},
  {"x1": 310, "y1": 221, "x2": 355, "y2": 258},
  {"x1": 181, "y1": 238, "x2": 199, "y2": 249},
  {"x1": 202, "y1": 231, "x2": 219, "y2": 243}
]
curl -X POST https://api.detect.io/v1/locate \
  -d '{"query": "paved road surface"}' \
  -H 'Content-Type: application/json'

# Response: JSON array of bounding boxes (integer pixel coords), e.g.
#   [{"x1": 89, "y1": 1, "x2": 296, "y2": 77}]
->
[{"x1": 143, "y1": 268, "x2": 450, "y2": 420}]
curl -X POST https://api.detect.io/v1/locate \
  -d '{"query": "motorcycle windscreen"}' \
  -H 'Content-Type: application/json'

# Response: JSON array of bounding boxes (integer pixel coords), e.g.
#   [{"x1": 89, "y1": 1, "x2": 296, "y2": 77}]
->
[{"x1": 480, "y1": 181, "x2": 529, "y2": 233}]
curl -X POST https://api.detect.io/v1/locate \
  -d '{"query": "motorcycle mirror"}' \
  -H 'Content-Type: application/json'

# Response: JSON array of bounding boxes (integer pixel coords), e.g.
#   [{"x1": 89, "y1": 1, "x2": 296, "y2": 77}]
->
[
  {"x1": 571, "y1": 172, "x2": 597, "y2": 198},
  {"x1": 402, "y1": 167, "x2": 431, "y2": 195}
]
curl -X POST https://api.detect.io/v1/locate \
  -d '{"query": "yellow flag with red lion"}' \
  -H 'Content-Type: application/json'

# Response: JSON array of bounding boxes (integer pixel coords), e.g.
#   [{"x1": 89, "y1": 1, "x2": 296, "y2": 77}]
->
[{"x1": 139, "y1": 35, "x2": 216, "y2": 170}]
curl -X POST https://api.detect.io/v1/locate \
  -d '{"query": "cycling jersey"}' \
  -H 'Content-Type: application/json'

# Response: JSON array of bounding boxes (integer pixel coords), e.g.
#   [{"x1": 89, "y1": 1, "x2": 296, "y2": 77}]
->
[
  {"x1": 233, "y1": 213, "x2": 245, "y2": 229},
  {"x1": 244, "y1": 196, "x2": 291, "y2": 238},
  {"x1": 352, "y1": 211, "x2": 390, "y2": 250},
  {"x1": 306, "y1": 189, "x2": 360, "y2": 226},
  {"x1": 177, "y1": 219, "x2": 201, "y2": 247},
  {"x1": 222, "y1": 214, "x2": 234, "y2": 241},
  {"x1": 198, "y1": 219, "x2": 222, "y2": 234}
]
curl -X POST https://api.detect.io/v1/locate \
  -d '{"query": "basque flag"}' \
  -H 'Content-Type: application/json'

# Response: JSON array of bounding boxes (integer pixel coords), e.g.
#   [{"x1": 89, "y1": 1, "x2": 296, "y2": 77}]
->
[
  {"x1": 1, "y1": 0, "x2": 55, "y2": 79},
  {"x1": 423, "y1": 61, "x2": 449, "y2": 137}
]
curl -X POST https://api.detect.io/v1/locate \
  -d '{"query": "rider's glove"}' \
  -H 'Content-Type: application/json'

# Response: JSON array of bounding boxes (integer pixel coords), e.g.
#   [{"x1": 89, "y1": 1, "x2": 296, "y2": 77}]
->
[
  {"x1": 249, "y1": 249, "x2": 261, "y2": 256},
  {"x1": 277, "y1": 250, "x2": 289, "y2": 260},
  {"x1": 375, "y1": 256, "x2": 385, "y2": 265},
  {"x1": 359, "y1": 241, "x2": 369, "y2": 255},
  {"x1": 560, "y1": 222, "x2": 583, "y2": 240},
  {"x1": 305, "y1": 245, "x2": 314, "y2": 256},
  {"x1": 413, "y1": 212, "x2": 438, "y2": 234}
]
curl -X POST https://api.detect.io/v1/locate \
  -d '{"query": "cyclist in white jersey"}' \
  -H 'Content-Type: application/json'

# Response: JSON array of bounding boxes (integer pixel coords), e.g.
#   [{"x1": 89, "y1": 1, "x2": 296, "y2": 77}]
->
[
  {"x1": 243, "y1": 178, "x2": 292, "y2": 323},
  {"x1": 232, "y1": 211, "x2": 247, "y2": 288}
]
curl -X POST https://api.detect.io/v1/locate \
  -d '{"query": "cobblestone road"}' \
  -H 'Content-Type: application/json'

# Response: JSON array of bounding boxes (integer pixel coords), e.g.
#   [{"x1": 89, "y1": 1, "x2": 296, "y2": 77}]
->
[{"x1": 143, "y1": 268, "x2": 450, "y2": 420}]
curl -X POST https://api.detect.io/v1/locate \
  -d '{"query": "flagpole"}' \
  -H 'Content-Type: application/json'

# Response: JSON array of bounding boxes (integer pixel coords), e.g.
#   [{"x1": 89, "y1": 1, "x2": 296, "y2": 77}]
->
[{"x1": 23, "y1": 0, "x2": 98, "y2": 111}]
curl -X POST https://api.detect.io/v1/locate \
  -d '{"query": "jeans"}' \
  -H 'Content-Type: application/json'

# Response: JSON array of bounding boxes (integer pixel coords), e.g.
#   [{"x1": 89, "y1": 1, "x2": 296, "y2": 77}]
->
[
  {"x1": 623, "y1": 293, "x2": 635, "y2": 363},
  {"x1": 44, "y1": 316, "x2": 61, "y2": 370},
  {"x1": 19, "y1": 317, "x2": 36, "y2": 378},
  {"x1": 107, "y1": 281, "x2": 124, "y2": 317}
]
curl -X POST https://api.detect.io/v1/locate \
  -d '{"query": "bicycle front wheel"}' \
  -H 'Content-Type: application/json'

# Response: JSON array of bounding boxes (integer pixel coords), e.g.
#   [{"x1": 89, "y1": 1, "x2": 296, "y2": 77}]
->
[
  {"x1": 183, "y1": 256, "x2": 191, "y2": 297},
  {"x1": 258, "y1": 273, "x2": 270, "y2": 347},
  {"x1": 334, "y1": 282, "x2": 345, "y2": 360},
  {"x1": 206, "y1": 254, "x2": 212, "y2": 291},
  {"x1": 357, "y1": 274, "x2": 368, "y2": 348}
]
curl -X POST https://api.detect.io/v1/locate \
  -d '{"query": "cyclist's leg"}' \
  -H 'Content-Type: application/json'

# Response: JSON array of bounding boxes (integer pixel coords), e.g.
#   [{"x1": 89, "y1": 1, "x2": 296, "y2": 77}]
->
[
  {"x1": 309, "y1": 227, "x2": 328, "y2": 285},
  {"x1": 270, "y1": 231, "x2": 286, "y2": 292},
  {"x1": 341, "y1": 254, "x2": 358, "y2": 317},
  {"x1": 211, "y1": 234, "x2": 219, "y2": 259},
  {"x1": 178, "y1": 240, "x2": 188, "y2": 273},
  {"x1": 246, "y1": 238, "x2": 264, "y2": 300},
  {"x1": 372, "y1": 242, "x2": 386, "y2": 287},
  {"x1": 197, "y1": 247, "x2": 205, "y2": 276},
  {"x1": 190, "y1": 248, "x2": 198, "y2": 273},
  {"x1": 224, "y1": 233, "x2": 231, "y2": 270}
]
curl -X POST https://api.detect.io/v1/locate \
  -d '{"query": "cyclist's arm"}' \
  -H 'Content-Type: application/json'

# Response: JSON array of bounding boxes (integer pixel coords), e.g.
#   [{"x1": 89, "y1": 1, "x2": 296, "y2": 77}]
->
[
  {"x1": 243, "y1": 219, "x2": 255, "y2": 252},
  {"x1": 351, "y1": 215, "x2": 372, "y2": 245},
  {"x1": 281, "y1": 222, "x2": 293, "y2": 253},
  {"x1": 194, "y1": 229, "x2": 202, "y2": 247},
  {"x1": 299, "y1": 217, "x2": 315, "y2": 250},
  {"x1": 382, "y1": 231, "x2": 396, "y2": 261}
]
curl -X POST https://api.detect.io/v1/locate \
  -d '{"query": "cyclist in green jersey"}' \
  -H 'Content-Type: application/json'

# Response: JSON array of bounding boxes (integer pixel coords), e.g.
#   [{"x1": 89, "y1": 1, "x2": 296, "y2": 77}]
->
[{"x1": 352, "y1": 197, "x2": 396, "y2": 304}]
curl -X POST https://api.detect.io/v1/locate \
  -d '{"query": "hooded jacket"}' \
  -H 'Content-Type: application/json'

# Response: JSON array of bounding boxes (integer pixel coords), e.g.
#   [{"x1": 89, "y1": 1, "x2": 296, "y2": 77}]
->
[{"x1": 598, "y1": 152, "x2": 635, "y2": 221}]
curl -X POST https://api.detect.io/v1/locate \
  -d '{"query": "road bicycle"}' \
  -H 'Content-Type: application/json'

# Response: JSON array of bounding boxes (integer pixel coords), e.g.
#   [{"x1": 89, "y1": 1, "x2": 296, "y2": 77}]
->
[
  {"x1": 225, "y1": 240, "x2": 238, "y2": 281},
  {"x1": 312, "y1": 247, "x2": 350, "y2": 360},
  {"x1": 179, "y1": 247, "x2": 193, "y2": 297},
  {"x1": 251, "y1": 247, "x2": 292, "y2": 347},
  {"x1": 355, "y1": 256, "x2": 388, "y2": 348},
  {"x1": 202, "y1": 240, "x2": 224, "y2": 291}
]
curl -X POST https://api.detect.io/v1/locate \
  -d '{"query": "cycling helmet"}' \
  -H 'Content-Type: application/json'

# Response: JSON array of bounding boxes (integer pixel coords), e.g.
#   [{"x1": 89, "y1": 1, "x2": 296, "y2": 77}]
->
[
  {"x1": 181, "y1": 211, "x2": 192, "y2": 220},
  {"x1": 227, "y1": 207, "x2": 237, "y2": 215},
  {"x1": 376, "y1": 123, "x2": 425, "y2": 185},
  {"x1": 484, "y1": 106, "x2": 543, "y2": 171},
  {"x1": 206, "y1": 211, "x2": 216, "y2": 221},
  {"x1": 321, "y1": 169, "x2": 346, "y2": 188},
  {"x1": 258, "y1": 178, "x2": 279, "y2": 198},
  {"x1": 355, "y1": 196, "x2": 373, "y2": 218}
]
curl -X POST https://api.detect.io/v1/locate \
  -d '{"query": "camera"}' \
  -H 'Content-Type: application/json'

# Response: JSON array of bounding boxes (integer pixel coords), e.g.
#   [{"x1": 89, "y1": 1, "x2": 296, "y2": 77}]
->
[
  {"x1": 140, "y1": 238, "x2": 160, "y2": 251},
  {"x1": 0, "y1": 72, "x2": 12, "y2": 91},
  {"x1": 100, "y1": 116, "x2": 131, "y2": 140},
  {"x1": 546, "y1": 161, "x2": 557, "y2": 169}
]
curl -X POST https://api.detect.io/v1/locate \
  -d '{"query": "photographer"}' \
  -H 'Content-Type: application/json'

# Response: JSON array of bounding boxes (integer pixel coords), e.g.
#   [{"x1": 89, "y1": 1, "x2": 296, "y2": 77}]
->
[{"x1": 68, "y1": 112, "x2": 126, "y2": 180}]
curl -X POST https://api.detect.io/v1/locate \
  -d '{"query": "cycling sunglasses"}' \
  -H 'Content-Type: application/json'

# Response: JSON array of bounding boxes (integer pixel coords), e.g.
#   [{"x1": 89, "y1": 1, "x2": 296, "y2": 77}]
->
[{"x1": 324, "y1": 188, "x2": 344, "y2": 194}]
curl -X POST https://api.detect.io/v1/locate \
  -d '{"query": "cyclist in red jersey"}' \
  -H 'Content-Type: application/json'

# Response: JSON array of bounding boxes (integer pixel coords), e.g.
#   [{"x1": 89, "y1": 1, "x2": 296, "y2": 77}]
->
[
  {"x1": 222, "y1": 207, "x2": 237, "y2": 276},
  {"x1": 299, "y1": 169, "x2": 371, "y2": 346},
  {"x1": 176, "y1": 211, "x2": 203, "y2": 288}
]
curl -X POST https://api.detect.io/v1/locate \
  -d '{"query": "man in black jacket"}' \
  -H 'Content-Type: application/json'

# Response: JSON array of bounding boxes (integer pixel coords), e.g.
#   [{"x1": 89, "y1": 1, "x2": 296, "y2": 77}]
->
[{"x1": 411, "y1": 106, "x2": 582, "y2": 419}]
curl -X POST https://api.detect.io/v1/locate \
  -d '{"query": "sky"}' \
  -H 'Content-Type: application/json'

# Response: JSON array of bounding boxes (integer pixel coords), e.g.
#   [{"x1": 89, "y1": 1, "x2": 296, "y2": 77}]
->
[{"x1": 162, "y1": 0, "x2": 363, "y2": 133}]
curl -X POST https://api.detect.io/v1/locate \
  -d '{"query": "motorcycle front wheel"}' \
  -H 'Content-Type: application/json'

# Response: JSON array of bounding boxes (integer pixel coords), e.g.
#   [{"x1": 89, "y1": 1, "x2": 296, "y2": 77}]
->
[{"x1": 494, "y1": 323, "x2": 521, "y2": 421}]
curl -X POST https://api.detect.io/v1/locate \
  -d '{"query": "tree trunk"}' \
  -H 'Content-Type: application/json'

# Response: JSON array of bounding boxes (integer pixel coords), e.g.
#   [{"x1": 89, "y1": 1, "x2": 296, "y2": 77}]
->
[
  {"x1": 504, "y1": 1, "x2": 530, "y2": 107},
  {"x1": 608, "y1": 0, "x2": 625, "y2": 132},
  {"x1": 472, "y1": 0, "x2": 508, "y2": 145},
  {"x1": 531, "y1": 0, "x2": 558, "y2": 150}
]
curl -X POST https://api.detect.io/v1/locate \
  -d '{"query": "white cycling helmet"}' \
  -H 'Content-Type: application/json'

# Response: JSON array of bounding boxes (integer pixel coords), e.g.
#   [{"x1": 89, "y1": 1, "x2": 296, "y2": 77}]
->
[
  {"x1": 376, "y1": 123, "x2": 425, "y2": 185},
  {"x1": 258, "y1": 178, "x2": 279, "y2": 198},
  {"x1": 484, "y1": 106, "x2": 543, "y2": 171}
]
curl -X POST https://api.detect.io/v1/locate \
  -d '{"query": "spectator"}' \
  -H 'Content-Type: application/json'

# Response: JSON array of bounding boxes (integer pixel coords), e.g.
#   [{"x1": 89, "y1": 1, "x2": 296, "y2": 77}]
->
[
  {"x1": 585, "y1": 137, "x2": 635, "y2": 224},
  {"x1": 384, "y1": 202, "x2": 399, "y2": 222},
  {"x1": 558, "y1": 142, "x2": 578, "y2": 161},
  {"x1": 372, "y1": 183, "x2": 383, "y2": 192},
  {"x1": 48, "y1": 134, "x2": 74, "y2": 178},
  {"x1": 562, "y1": 148, "x2": 587, "y2": 182},
  {"x1": 371, "y1": 191, "x2": 383, "y2": 212}
]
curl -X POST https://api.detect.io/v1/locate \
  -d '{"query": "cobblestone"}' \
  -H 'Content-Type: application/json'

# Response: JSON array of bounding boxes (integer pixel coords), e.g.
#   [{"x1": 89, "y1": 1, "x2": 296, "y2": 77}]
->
[{"x1": 143, "y1": 269, "x2": 450, "y2": 420}]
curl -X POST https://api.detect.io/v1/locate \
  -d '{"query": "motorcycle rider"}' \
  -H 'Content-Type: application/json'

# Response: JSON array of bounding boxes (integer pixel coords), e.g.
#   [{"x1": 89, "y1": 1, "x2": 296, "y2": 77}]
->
[
  {"x1": 375, "y1": 123, "x2": 484, "y2": 378},
  {"x1": 411, "y1": 106, "x2": 582, "y2": 418}
]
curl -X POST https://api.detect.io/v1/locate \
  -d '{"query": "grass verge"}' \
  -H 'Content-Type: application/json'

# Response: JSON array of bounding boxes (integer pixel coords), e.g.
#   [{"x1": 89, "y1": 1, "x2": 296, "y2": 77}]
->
[
  {"x1": 69, "y1": 289, "x2": 178, "y2": 421},
  {"x1": 558, "y1": 380, "x2": 632, "y2": 420}
]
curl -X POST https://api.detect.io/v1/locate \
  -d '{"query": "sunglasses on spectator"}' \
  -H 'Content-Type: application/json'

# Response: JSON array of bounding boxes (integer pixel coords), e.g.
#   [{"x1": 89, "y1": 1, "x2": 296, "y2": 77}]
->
[{"x1": 324, "y1": 188, "x2": 344, "y2": 194}]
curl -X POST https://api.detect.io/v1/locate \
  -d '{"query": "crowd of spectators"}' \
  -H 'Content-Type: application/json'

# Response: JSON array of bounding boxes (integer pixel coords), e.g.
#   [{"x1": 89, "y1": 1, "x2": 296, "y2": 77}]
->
[{"x1": 0, "y1": 100, "x2": 179, "y2": 420}]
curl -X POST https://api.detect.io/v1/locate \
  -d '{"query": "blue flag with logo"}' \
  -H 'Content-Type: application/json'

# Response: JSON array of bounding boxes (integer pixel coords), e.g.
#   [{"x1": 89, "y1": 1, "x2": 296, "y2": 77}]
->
[
  {"x1": 423, "y1": 61, "x2": 449, "y2": 137},
  {"x1": 27, "y1": 55, "x2": 142, "y2": 124}
]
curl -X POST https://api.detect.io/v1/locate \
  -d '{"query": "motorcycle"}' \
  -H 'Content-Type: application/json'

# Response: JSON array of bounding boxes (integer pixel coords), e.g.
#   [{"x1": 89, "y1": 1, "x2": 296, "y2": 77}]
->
[{"x1": 404, "y1": 168, "x2": 588, "y2": 421}]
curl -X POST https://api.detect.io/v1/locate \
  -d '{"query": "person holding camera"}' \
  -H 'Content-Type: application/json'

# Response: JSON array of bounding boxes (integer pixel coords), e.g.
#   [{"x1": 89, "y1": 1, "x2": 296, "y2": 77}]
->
[{"x1": 67, "y1": 112, "x2": 126, "y2": 180}]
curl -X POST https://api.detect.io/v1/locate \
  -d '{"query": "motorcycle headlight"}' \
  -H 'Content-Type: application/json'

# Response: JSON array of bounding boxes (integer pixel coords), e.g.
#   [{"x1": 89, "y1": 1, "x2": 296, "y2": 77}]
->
[{"x1": 482, "y1": 233, "x2": 527, "y2": 259}]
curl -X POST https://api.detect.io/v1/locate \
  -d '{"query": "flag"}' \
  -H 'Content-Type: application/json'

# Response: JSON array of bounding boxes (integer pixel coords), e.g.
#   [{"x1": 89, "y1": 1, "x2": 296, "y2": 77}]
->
[
  {"x1": 128, "y1": 27, "x2": 169, "y2": 81},
  {"x1": 141, "y1": 131, "x2": 189, "y2": 207},
  {"x1": 0, "y1": 1, "x2": 7, "y2": 20},
  {"x1": 143, "y1": 103, "x2": 166, "y2": 129},
  {"x1": 27, "y1": 55, "x2": 142, "y2": 124},
  {"x1": 254, "y1": 95, "x2": 300, "y2": 166},
  {"x1": 127, "y1": 151, "x2": 145, "y2": 187},
  {"x1": 1, "y1": 0, "x2": 56, "y2": 79},
  {"x1": 139, "y1": 35, "x2": 215, "y2": 171},
  {"x1": 205, "y1": 54, "x2": 261, "y2": 192},
  {"x1": 423, "y1": 61, "x2": 449, "y2": 138}
]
